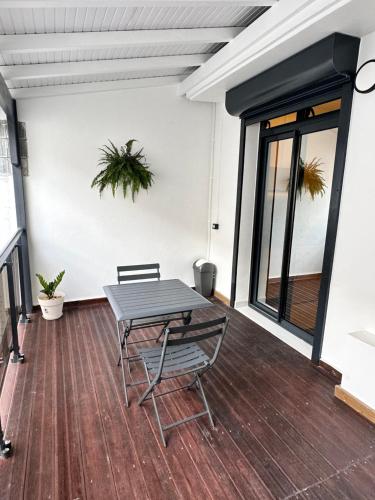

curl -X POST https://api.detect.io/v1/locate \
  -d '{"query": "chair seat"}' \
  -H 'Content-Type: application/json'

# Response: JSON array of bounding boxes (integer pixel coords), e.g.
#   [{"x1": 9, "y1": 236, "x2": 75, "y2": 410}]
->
[{"x1": 138, "y1": 343, "x2": 209, "y2": 375}]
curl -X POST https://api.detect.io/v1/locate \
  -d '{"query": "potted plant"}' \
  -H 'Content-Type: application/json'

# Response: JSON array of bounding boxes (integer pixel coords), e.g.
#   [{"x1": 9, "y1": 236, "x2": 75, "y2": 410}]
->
[
  {"x1": 91, "y1": 139, "x2": 154, "y2": 201},
  {"x1": 294, "y1": 157, "x2": 327, "y2": 199},
  {"x1": 36, "y1": 271, "x2": 65, "y2": 320}
]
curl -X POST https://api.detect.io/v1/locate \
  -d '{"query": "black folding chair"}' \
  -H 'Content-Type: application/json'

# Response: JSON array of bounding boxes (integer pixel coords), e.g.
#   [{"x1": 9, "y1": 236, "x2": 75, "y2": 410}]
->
[
  {"x1": 137, "y1": 316, "x2": 229, "y2": 447},
  {"x1": 116, "y1": 263, "x2": 192, "y2": 369}
]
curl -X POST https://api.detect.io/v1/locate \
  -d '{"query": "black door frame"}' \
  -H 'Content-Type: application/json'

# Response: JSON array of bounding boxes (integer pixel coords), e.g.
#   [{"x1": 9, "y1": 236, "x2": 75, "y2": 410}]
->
[
  {"x1": 249, "y1": 130, "x2": 297, "y2": 321},
  {"x1": 230, "y1": 82, "x2": 355, "y2": 362}
]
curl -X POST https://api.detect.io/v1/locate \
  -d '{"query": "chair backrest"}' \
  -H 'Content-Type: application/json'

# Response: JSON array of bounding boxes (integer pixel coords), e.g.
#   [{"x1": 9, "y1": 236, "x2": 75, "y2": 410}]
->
[
  {"x1": 157, "y1": 316, "x2": 229, "y2": 378},
  {"x1": 117, "y1": 263, "x2": 160, "y2": 284}
]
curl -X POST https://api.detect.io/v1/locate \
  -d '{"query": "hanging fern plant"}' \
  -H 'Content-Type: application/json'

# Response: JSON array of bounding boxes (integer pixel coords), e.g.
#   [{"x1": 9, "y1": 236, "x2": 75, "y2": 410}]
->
[
  {"x1": 91, "y1": 139, "x2": 154, "y2": 201},
  {"x1": 288, "y1": 157, "x2": 327, "y2": 200}
]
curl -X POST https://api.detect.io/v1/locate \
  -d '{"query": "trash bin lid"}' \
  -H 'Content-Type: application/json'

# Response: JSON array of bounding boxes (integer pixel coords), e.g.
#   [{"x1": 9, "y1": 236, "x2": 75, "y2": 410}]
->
[
  {"x1": 194, "y1": 258, "x2": 208, "y2": 267},
  {"x1": 193, "y1": 259, "x2": 215, "y2": 272}
]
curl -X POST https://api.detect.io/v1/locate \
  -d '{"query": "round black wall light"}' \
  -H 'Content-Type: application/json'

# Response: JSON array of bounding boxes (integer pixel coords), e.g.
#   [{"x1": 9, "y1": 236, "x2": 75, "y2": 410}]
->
[{"x1": 354, "y1": 59, "x2": 375, "y2": 94}]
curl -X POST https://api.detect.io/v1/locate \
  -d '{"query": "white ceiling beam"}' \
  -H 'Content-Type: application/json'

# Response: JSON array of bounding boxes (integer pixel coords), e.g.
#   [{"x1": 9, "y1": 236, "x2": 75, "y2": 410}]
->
[
  {"x1": 11, "y1": 75, "x2": 183, "y2": 98},
  {"x1": 0, "y1": 1, "x2": 277, "y2": 8},
  {"x1": 10, "y1": 75, "x2": 183, "y2": 99},
  {"x1": 1, "y1": 54, "x2": 208, "y2": 81},
  {"x1": 0, "y1": 28, "x2": 242, "y2": 55},
  {"x1": 178, "y1": 0, "x2": 359, "y2": 102}
]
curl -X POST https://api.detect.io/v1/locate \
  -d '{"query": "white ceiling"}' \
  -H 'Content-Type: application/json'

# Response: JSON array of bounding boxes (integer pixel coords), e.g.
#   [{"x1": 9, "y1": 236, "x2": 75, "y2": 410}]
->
[
  {"x1": 180, "y1": 0, "x2": 375, "y2": 103},
  {"x1": 0, "y1": 4, "x2": 266, "y2": 33},
  {"x1": 0, "y1": 1, "x2": 273, "y2": 97}
]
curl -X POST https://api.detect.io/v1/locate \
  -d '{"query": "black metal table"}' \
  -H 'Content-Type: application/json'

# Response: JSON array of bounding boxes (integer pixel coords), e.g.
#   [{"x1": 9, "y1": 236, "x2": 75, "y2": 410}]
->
[{"x1": 104, "y1": 279, "x2": 213, "y2": 406}]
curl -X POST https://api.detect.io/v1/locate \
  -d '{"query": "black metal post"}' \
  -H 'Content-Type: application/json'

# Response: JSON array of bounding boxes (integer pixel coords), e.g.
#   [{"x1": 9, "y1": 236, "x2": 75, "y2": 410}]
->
[
  {"x1": 19, "y1": 231, "x2": 33, "y2": 315},
  {"x1": 0, "y1": 417, "x2": 12, "y2": 458},
  {"x1": 6, "y1": 256, "x2": 25, "y2": 364},
  {"x1": 16, "y1": 244, "x2": 30, "y2": 323}
]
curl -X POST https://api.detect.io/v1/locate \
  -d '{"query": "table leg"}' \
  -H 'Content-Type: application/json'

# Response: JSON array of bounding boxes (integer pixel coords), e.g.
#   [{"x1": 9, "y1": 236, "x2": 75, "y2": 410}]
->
[
  {"x1": 123, "y1": 327, "x2": 131, "y2": 373},
  {"x1": 116, "y1": 321, "x2": 129, "y2": 407}
]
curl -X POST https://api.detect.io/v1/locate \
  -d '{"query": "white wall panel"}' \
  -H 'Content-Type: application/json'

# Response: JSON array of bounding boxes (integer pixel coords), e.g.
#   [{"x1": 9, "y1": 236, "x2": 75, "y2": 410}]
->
[{"x1": 17, "y1": 84, "x2": 214, "y2": 302}]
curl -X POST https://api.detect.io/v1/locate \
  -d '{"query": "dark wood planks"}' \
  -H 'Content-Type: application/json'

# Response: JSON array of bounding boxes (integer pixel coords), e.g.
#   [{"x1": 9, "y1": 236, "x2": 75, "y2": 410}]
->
[
  {"x1": 0, "y1": 299, "x2": 374, "y2": 500},
  {"x1": 266, "y1": 275, "x2": 321, "y2": 333}
]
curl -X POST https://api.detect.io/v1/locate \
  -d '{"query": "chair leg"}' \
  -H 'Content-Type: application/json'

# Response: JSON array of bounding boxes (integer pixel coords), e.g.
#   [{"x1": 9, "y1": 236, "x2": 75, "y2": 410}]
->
[
  {"x1": 196, "y1": 376, "x2": 215, "y2": 429},
  {"x1": 183, "y1": 311, "x2": 192, "y2": 325},
  {"x1": 139, "y1": 370, "x2": 166, "y2": 447},
  {"x1": 180, "y1": 311, "x2": 192, "y2": 338},
  {"x1": 116, "y1": 322, "x2": 129, "y2": 407},
  {"x1": 155, "y1": 321, "x2": 169, "y2": 343},
  {"x1": 124, "y1": 331, "x2": 131, "y2": 373},
  {"x1": 186, "y1": 374, "x2": 199, "y2": 391},
  {"x1": 150, "y1": 390, "x2": 167, "y2": 448},
  {"x1": 138, "y1": 378, "x2": 157, "y2": 406}
]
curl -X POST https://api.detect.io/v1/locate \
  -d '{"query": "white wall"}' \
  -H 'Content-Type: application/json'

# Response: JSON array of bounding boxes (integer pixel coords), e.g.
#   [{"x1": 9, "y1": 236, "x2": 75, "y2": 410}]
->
[
  {"x1": 321, "y1": 30, "x2": 375, "y2": 408},
  {"x1": 208, "y1": 104, "x2": 240, "y2": 298},
  {"x1": 18, "y1": 85, "x2": 214, "y2": 302}
]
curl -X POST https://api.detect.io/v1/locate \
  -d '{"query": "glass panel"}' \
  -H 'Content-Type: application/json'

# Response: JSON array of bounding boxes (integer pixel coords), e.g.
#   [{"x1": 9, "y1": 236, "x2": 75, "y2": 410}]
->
[
  {"x1": 264, "y1": 100, "x2": 340, "y2": 129},
  {"x1": 285, "y1": 128, "x2": 338, "y2": 334},
  {"x1": 0, "y1": 267, "x2": 11, "y2": 390},
  {"x1": 257, "y1": 138, "x2": 293, "y2": 312},
  {"x1": 266, "y1": 112, "x2": 297, "y2": 129},
  {"x1": 310, "y1": 99, "x2": 341, "y2": 117},
  {"x1": 0, "y1": 108, "x2": 17, "y2": 253}
]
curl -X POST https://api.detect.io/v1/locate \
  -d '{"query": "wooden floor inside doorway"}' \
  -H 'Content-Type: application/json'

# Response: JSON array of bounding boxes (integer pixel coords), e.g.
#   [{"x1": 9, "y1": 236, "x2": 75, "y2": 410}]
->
[{"x1": 266, "y1": 274, "x2": 321, "y2": 334}]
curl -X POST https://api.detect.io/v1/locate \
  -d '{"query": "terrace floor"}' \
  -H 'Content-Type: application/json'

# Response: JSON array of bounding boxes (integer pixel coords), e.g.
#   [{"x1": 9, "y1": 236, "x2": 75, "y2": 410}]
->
[{"x1": 0, "y1": 298, "x2": 375, "y2": 499}]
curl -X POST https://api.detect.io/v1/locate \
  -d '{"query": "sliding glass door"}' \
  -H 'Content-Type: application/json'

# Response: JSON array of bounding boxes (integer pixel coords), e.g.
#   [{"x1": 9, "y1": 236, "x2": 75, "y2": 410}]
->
[
  {"x1": 257, "y1": 136, "x2": 294, "y2": 314},
  {"x1": 285, "y1": 128, "x2": 338, "y2": 334},
  {"x1": 250, "y1": 99, "x2": 340, "y2": 342}
]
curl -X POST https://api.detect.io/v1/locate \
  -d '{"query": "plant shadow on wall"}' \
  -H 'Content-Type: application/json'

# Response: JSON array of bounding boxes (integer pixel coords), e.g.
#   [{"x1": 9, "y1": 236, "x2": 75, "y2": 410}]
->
[
  {"x1": 288, "y1": 157, "x2": 327, "y2": 200},
  {"x1": 91, "y1": 139, "x2": 154, "y2": 201}
]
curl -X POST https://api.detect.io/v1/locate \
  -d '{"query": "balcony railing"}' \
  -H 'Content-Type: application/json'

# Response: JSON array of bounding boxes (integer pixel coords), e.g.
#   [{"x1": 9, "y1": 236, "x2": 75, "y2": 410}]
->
[{"x1": 0, "y1": 229, "x2": 29, "y2": 458}]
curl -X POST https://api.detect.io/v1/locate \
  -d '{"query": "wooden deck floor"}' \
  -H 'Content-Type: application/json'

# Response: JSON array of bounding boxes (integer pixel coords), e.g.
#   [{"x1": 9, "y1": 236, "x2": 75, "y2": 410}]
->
[{"x1": 1, "y1": 299, "x2": 375, "y2": 499}]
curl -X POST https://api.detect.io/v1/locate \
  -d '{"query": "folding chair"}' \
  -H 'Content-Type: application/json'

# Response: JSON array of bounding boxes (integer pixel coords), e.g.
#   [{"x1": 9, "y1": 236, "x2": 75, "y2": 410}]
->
[
  {"x1": 116, "y1": 263, "x2": 192, "y2": 369},
  {"x1": 137, "y1": 316, "x2": 229, "y2": 447}
]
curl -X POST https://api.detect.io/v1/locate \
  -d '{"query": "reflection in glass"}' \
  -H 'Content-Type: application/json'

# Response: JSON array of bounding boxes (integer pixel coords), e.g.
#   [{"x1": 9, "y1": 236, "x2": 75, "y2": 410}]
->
[
  {"x1": 266, "y1": 113, "x2": 297, "y2": 129},
  {"x1": 310, "y1": 99, "x2": 341, "y2": 117},
  {"x1": 257, "y1": 138, "x2": 293, "y2": 312},
  {"x1": 0, "y1": 108, "x2": 17, "y2": 253},
  {"x1": 285, "y1": 128, "x2": 338, "y2": 333}
]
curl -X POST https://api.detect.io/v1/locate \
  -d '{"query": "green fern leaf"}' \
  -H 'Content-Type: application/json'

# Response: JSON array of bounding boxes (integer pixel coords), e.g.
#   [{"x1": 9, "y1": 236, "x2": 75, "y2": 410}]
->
[{"x1": 91, "y1": 139, "x2": 154, "y2": 202}]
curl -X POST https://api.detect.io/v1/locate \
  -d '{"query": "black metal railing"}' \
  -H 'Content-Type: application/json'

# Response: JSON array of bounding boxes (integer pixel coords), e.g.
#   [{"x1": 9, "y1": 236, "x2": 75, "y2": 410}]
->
[{"x1": 0, "y1": 229, "x2": 29, "y2": 458}]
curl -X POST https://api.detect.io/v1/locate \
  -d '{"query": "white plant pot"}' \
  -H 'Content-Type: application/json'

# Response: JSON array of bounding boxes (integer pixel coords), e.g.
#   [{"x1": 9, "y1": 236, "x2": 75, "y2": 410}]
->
[{"x1": 38, "y1": 292, "x2": 65, "y2": 320}]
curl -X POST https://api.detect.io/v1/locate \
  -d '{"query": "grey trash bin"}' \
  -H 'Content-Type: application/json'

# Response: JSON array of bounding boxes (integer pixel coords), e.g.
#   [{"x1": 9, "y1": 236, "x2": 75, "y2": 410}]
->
[{"x1": 193, "y1": 259, "x2": 215, "y2": 297}]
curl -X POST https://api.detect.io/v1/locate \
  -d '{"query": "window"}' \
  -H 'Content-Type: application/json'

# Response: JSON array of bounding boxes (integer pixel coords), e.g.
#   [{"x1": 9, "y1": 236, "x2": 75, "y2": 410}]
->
[
  {"x1": 309, "y1": 98, "x2": 341, "y2": 117},
  {"x1": 264, "y1": 99, "x2": 341, "y2": 129},
  {"x1": 0, "y1": 108, "x2": 17, "y2": 253},
  {"x1": 266, "y1": 112, "x2": 297, "y2": 128}
]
